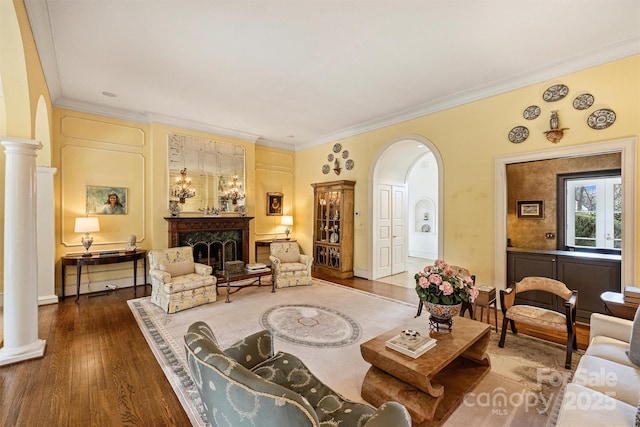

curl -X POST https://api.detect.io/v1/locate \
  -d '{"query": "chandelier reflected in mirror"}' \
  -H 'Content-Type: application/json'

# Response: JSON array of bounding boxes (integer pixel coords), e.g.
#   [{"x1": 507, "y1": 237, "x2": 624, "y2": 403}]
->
[
  {"x1": 226, "y1": 174, "x2": 245, "y2": 204},
  {"x1": 172, "y1": 168, "x2": 196, "y2": 203}
]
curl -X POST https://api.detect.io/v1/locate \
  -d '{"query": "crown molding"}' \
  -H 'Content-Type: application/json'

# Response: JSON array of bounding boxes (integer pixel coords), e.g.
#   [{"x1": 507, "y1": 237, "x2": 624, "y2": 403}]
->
[{"x1": 308, "y1": 36, "x2": 640, "y2": 148}]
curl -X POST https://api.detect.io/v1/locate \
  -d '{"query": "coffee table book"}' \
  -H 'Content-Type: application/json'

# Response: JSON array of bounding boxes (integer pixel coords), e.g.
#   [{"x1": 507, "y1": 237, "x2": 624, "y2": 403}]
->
[{"x1": 385, "y1": 334, "x2": 436, "y2": 358}]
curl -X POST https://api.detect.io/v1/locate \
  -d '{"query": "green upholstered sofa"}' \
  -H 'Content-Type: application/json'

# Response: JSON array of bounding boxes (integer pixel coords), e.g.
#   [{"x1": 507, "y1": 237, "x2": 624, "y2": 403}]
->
[{"x1": 184, "y1": 321, "x2": 411, "y2": 426}]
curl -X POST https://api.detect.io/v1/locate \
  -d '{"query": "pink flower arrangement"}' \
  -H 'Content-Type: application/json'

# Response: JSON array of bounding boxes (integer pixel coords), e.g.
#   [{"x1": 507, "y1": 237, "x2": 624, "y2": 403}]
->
[{"x1": 415, "y1": 259, "x2": 478, "y2": 305}]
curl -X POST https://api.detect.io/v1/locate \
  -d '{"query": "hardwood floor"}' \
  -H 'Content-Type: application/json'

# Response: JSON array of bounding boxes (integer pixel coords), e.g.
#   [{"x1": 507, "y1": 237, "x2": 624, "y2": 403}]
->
[{"x1": 0, "y1": 275, "x2": 591, "y2": 426}]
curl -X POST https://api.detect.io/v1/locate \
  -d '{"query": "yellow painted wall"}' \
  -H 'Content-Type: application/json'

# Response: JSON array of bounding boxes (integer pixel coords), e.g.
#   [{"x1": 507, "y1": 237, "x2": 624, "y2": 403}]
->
[
  {"x1": 255, "y1": 145, "x2": 295, "y2": 241},
  {"x1": 295, "y1": 55, "x2": 640, "y2": 285},
  {"x1": 50, "y1": 112, "x2": 295, "y2": 294}
]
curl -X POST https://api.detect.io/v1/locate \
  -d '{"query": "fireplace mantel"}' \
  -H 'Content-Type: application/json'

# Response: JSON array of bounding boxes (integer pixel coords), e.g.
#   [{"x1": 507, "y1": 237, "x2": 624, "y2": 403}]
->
[{"x1": 165, "y1": 216, "x2": 254, "y2": 267}]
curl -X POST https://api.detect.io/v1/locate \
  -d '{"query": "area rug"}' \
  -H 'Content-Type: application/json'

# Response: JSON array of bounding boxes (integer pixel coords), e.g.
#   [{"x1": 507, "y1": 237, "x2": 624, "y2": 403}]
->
[{"x1": 128, "y1": 278, "x2": 580, "y2": 426}]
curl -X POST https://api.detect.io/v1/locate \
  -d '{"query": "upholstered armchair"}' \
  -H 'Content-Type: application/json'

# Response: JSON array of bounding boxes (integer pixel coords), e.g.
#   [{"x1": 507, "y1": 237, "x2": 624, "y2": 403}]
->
[
  {"x1": 184, "y1": 321, "x2": 412, "y2": 427},
  {"x1": 148, "y1": 246, "x2": 217, "y2": 313},
  {"x1": 269, "y1": 241, "x2": 313, "y2": 288},
  {"x1": 499, "y1": 276, "x2": 578, "y2": 369}
]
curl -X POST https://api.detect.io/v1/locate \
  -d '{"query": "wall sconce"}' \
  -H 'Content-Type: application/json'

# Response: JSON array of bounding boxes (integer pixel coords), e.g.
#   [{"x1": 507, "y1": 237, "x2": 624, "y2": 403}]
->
[
  {"x1": 74, "y1": 217, "x2": 100, "y2": 256},
  {"x1": 281, "y1": 215, "x2": 293, "y2": 239},
  {"x1": 333, "y1": 159, "x2": 341, "y2": 175},
  {"x1": 544, "y1": 110, "x2": 569, "y2": 143}
]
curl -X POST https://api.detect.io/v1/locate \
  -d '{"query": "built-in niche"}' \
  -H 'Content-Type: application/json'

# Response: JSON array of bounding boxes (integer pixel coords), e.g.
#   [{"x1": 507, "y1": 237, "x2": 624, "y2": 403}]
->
[
  {"x1": 414, "y1": 198, "x2": 435, "y2": 234},
  {"x1": 168, "y1": 133, "x2": 245, "y2": 213}
]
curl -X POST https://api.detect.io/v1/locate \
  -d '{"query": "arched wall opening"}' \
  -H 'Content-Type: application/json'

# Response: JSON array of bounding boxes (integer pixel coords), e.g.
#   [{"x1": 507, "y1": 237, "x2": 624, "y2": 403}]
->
[{"x1": 368, "y1": 134, "x2": 443, "y2": 281}]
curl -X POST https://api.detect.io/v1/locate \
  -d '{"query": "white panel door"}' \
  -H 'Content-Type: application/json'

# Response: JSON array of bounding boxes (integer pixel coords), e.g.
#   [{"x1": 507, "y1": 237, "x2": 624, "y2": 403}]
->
[
  {"x1": 376, "y1": 184, "x2": 392, "y2": 278},
  {"x1": 391, "y1": 185, "x2": 407, "y2": 274}
]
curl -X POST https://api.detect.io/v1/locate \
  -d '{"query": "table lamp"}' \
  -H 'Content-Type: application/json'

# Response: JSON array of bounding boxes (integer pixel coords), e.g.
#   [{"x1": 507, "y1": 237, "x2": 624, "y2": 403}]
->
[
  {"x1": 75, "y1": 217, "x2": 100, "y2": 256},
  {"x1": 281, "y1": 215, "x2": 293, "y2": 240}
]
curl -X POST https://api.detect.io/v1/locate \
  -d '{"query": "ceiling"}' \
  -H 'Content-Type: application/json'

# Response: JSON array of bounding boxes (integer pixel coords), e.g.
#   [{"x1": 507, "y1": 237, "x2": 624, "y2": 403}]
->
[{"x1": 25, "y1": 1, "x2": 640, "y2": 150}]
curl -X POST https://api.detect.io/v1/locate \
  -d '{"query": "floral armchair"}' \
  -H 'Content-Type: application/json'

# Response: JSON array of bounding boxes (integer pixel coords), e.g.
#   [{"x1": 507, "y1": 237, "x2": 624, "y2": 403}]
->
[
  {"x1": 184, "y1": 321, "x2": 412, "y2": 427},
  {"x1": 269, "y1": 241, "x2": 313, "y2": 288},
  {"x1": 148, "y1": 246, "x2": 217, "y2": 313}
]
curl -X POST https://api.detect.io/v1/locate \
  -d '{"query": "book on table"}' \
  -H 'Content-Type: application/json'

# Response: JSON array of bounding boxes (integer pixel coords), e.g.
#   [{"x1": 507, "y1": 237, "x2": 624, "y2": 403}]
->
[
  {"x1": 247, "y1": 263, "x2": 267, "y2": 271},
  {"x1": 385, "y1": 333, "x2": 437, "y2": 358}
]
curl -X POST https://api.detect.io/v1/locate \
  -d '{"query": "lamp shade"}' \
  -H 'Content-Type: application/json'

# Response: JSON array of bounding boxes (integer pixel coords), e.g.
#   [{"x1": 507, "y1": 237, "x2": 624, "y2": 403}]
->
[
  {"x1": 281, "y1": 215, "x2": 293, "y2": 226},
  {"x1": 74, "y1": 217, "x2": 100, "y2": 233}
]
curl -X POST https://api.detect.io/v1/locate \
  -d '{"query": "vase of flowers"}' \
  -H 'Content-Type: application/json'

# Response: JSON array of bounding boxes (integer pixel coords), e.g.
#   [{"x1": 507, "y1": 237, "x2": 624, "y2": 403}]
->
[{"x1": 415, "y1": 259, "x2": 479, "y2": 329}]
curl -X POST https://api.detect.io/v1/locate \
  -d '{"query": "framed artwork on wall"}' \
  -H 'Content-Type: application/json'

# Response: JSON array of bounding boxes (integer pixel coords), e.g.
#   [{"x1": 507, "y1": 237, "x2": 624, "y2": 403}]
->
[
  {"x1": 517, "y1": 200, "x2": 544, "y2": 219},
  {"x1": 267, "y1": 192, "x2": 283, "y2": 216},
  {"x1": 86, "y1": 186, "x2": 127, "y2": 214}
]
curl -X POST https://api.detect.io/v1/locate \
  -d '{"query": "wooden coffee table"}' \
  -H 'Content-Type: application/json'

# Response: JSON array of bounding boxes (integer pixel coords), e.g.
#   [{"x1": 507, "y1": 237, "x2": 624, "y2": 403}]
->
[{"x1": 360, "y1": 315, "x2": 491, "y2": 427}]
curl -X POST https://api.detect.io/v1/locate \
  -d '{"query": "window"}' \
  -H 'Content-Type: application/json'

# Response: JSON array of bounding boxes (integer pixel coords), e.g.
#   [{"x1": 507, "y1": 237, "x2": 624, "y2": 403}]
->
[{"x1": 558, "y1": 170, "x2": 621, "y2": 253}]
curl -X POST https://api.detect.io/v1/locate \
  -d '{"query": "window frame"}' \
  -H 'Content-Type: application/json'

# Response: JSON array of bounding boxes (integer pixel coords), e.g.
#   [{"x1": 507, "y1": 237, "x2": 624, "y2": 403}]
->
[{"x1": 556, "y1": 169, "x2": 621, "y2": 255}]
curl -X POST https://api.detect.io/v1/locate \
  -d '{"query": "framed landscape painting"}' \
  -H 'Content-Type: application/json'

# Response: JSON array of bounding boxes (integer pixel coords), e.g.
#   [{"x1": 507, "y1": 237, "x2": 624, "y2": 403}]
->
[{"x1": 517, "y1": 200, "x2": 543, "y2": 219}]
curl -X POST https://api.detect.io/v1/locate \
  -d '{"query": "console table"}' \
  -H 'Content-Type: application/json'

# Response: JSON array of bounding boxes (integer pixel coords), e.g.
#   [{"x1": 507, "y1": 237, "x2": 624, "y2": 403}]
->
[{"x1": 61, "y1": 250, "x2": 147, "y2": 302}]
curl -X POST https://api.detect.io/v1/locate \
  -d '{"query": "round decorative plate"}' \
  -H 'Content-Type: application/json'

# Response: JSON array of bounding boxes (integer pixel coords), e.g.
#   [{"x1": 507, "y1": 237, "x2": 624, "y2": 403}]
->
[
  {"x1": 333, "y1": 143, "x2": 342, "y2": 153},
  {"x1": 322, "y1": 164, "x2": 330, "y2": 174},
  {"x1": 345, "y1": 159, "x2": 354, "y2": 170},
  {"x1": 523, "y1": 105, "x2": 541, "y2": 120},
  {"x1": 508, "y1": 126, "x2": 529, "y2": 143},
  {"x1": 327, "y1": 153, "x2": 334, "y2": 161},
  {"x1": 573, "y1": 93, "x2": 594, "y2": 110},
  {"x1": 543, "y1": 84, "x2": 569, "y2": 102},
  {"x1": 342, "y1": 150, "x2": 349, "y2": 159},
  {"x1": 587, "y1": 109, "x2": 616, "y2": 130}
]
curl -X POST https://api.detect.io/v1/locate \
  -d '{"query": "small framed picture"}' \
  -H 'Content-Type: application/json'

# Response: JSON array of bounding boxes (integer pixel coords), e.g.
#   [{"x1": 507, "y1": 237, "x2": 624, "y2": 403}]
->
[
  {"x1": 86, "y1": 186, "x2": 127, "y2": 215},
  {"x1": 517, "y1": 200, "x2": 544, "y2": 219},
  {"x1": 267, "y1": 192, "x2": 283, "y2": 216}
]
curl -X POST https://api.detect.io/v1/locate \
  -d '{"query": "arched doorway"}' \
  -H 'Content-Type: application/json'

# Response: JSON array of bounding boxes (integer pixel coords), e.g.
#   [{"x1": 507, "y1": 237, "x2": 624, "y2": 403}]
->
[{"x1": 368, "y1": 135, "x2": 444, "y2": 284}]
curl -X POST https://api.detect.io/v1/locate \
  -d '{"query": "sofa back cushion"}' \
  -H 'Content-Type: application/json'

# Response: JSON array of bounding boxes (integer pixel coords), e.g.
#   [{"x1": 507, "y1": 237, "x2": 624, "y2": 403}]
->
[{"x1": 184, "y1": 322, "x2": 319, "y2": 426}]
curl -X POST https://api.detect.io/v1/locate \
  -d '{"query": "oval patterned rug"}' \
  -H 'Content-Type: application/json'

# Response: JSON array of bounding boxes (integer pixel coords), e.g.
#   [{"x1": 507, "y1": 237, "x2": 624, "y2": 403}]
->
[{"x1": 260, "y1": 304, "x2": 361, "y2": 347}]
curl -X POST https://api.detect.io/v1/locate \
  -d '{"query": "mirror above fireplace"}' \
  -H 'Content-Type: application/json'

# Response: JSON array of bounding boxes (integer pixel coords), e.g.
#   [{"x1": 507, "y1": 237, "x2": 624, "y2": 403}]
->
[{"x1": 168, "y1": 133, "x2": 245, "y2": 213}]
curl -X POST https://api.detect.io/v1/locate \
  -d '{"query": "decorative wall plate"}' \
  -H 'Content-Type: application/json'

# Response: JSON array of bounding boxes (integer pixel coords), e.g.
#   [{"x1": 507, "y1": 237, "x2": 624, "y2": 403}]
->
[
  {"x1": 322, "y1": 164, "x2": 330, "y2": 174},
  {"x1": 333, "y1": 143, "x2": 342, "y2": 153},
  {"x1": 342, "y1": 150, "x2": 349, "y2": 159},
  {"x1": 523, "y1": 105, "x2": 540, "y2": 120},
  {"x1": 327, "y1": 154, "x2": 334, "y2": 161},
  {"x1": 345, "y1": 159, "x2": 354, "y2": 170},
  {"x1": 508, "y1": 126, "x2": 529, "y2": 143},
  {"x1": 543, "y1": 84, "x2": 569, "y2": 102},
  {"x1": 573, "y1": 93, "x2": 594, "y2": 110},
  {"x1": 587, "y1": 109, "x2": 616, "y2": 130}
]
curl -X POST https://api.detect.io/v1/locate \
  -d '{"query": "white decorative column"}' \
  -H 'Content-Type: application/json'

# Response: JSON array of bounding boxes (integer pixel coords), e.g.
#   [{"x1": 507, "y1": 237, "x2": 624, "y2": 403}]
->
[
  {"x1": 37, "y1": 166, "x2": 58, "y2": 305},
  {"x1": 0, "y1": 137, "x2": 45, "y2": 366}
]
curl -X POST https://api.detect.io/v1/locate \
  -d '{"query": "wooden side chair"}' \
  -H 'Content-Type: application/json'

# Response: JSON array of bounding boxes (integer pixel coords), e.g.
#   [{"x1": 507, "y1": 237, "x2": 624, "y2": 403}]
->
[
  {"x1": 499, "y1": 276, "x2": 578, "y2": 369},
  {"x1": 415, "y1": 265, "x2": 476, "y2": 318}
]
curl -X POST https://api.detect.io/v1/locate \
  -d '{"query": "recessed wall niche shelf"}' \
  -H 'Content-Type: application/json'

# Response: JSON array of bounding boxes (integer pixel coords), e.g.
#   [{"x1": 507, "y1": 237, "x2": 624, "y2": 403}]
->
[{"x1": 414, "y1": 198, "x2": 435, "y2": 234}]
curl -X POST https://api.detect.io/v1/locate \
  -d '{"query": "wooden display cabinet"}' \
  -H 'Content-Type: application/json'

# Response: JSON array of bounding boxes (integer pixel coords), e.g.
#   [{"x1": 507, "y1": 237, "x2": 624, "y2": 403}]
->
[{"x1": 311, "y1": 180, "x2": 355, "y2": 279}]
